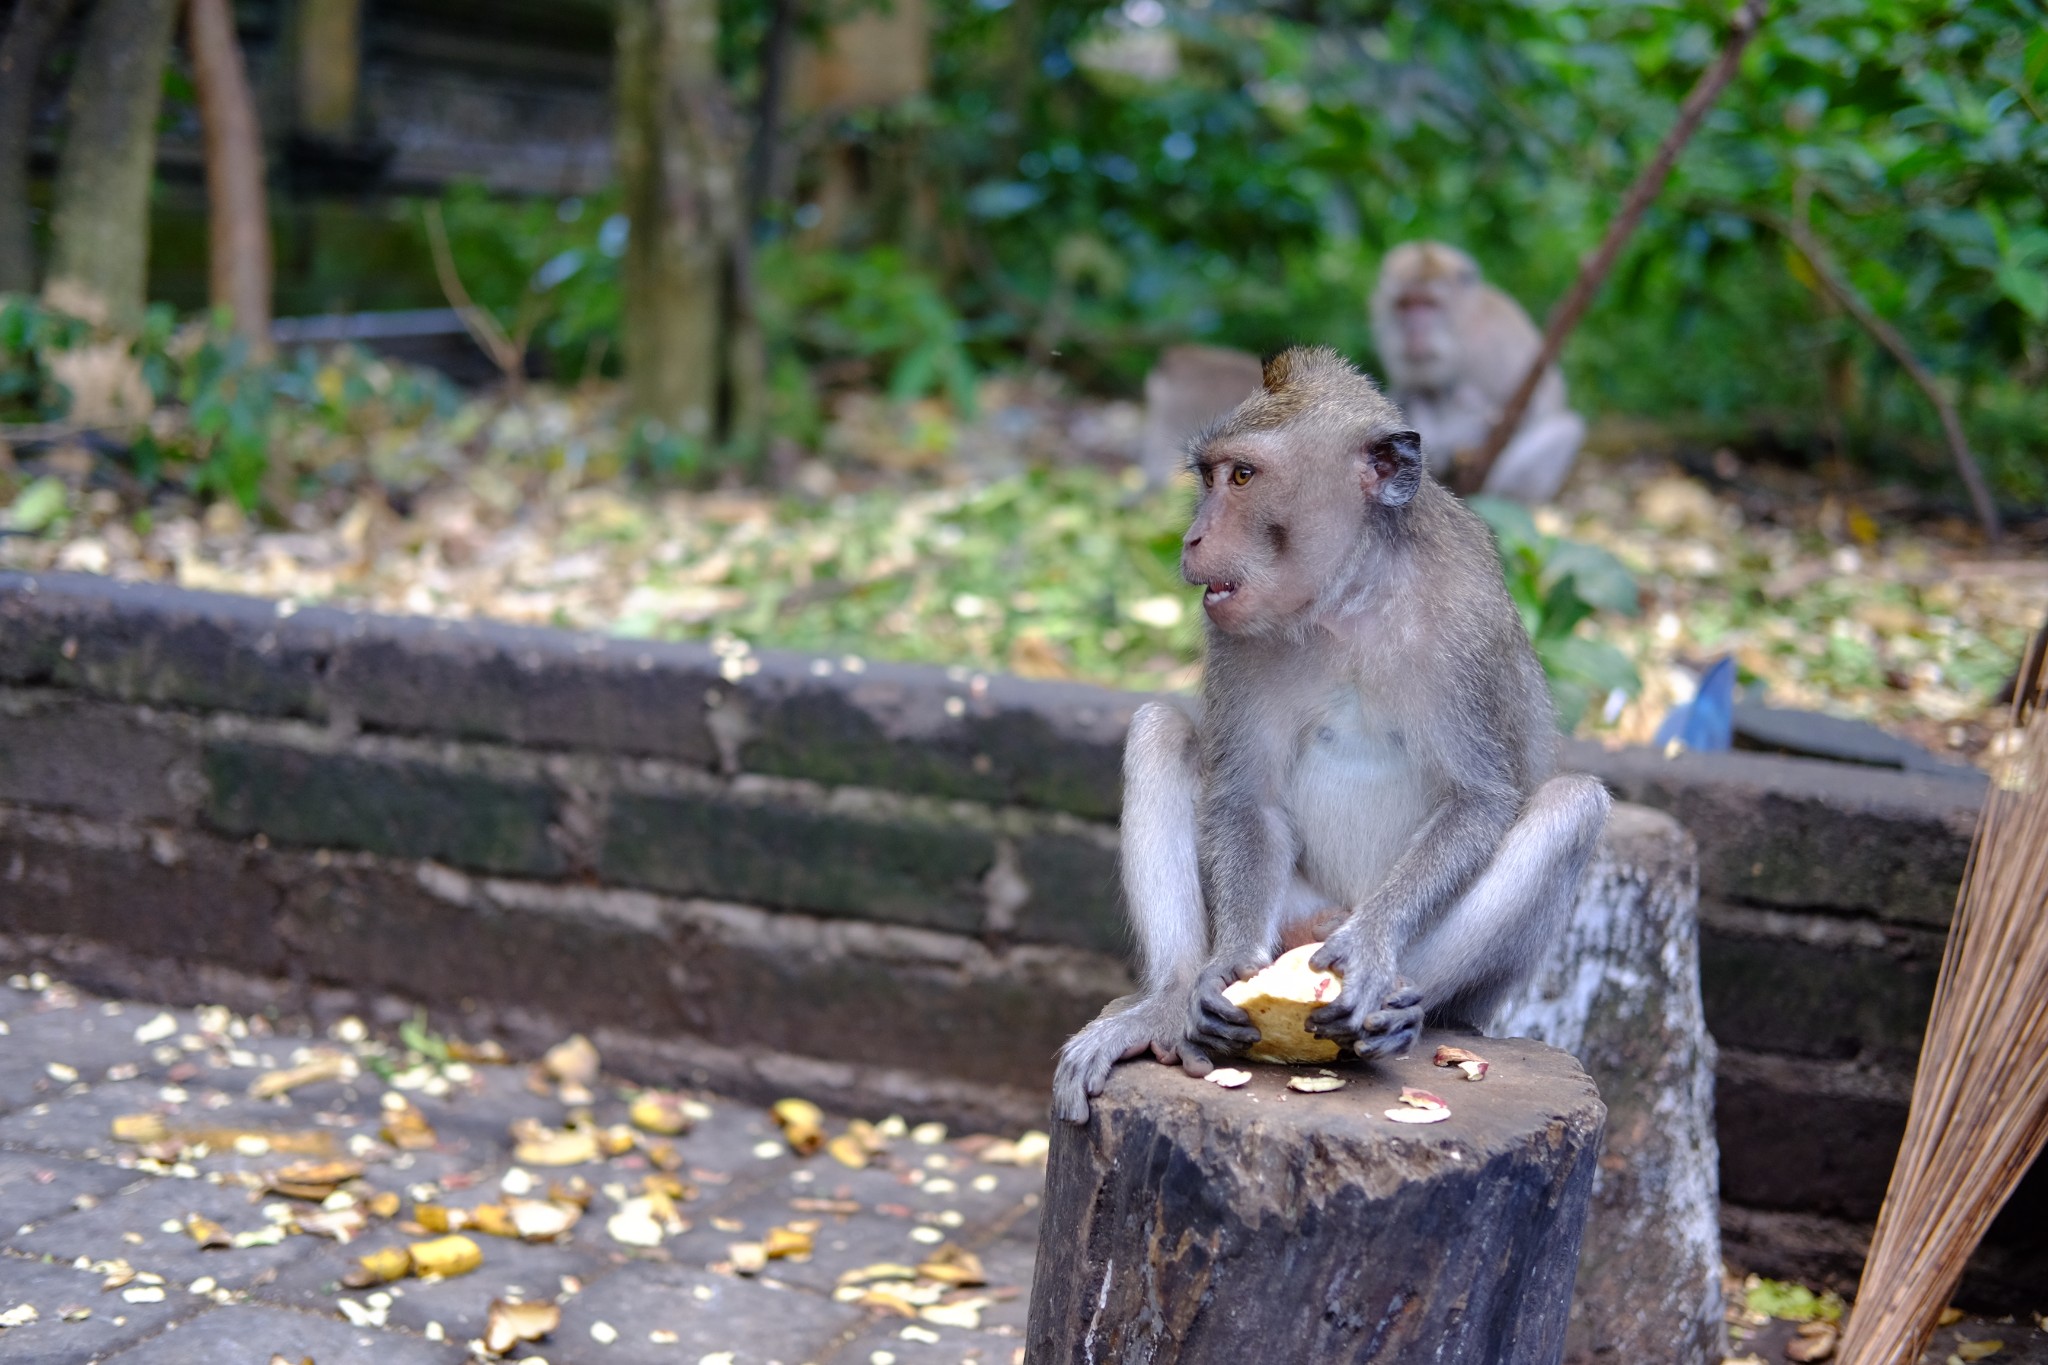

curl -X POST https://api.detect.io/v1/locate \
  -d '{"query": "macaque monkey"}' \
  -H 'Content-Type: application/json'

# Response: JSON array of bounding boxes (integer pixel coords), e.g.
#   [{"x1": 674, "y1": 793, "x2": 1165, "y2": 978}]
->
[
  {"x1": 1370, "y1": 241, "x2": 1587, "y2": 504},
  {"x1": 1052, "y1": 346, "x2": 1609, "y2": 1123}
]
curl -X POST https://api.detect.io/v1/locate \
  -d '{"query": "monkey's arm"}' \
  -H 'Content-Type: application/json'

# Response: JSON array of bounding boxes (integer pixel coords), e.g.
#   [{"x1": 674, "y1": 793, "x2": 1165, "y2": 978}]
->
[{"x1": 1182, "y1": 758, "x2": 1300, "y2": 1056}]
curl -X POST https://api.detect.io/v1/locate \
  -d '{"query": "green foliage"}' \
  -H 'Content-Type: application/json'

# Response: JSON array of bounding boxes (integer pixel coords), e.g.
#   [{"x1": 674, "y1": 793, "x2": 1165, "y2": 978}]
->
[
  {"x1": 409, "y1": 187, "x2": 981, "y2": 443},
  {"x1": 890, "y1": 0, "x2": 2048, "y2": 501},
  {"x1": 0, "y1": 295, "x2": 93, "y2": 422},
  {"x1": 0, "y1": 295, "x2": 455, "y2": 511},
  {"x1": 1744, "y1": 1278, "x2": 1845, "y2": 1325},
  {"x1": 2, "y1": 477, "x2": 71, "y2": 535},
  {"x1": 757, "y1": 243, "x2": 979, "y2": 417},
  {"x1": 1468, "y1": 496, "x2": 1642, "y2": 729},
  {"x1": 413, "y1": 184, "x2": 627, "y2": 380}
]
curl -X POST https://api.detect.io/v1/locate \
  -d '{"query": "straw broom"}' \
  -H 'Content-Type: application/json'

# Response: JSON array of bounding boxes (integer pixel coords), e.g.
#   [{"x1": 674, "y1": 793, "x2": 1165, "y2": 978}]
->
[{"x1": 1834, "y1": 621, "x2": 2048, "y2": 1365}]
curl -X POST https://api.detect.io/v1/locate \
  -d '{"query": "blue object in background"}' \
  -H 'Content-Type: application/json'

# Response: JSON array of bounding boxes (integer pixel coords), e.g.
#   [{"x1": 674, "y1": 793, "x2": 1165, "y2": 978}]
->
[{"x1": 1652, "y1": 655, "x2": 1736, "y2": 753}]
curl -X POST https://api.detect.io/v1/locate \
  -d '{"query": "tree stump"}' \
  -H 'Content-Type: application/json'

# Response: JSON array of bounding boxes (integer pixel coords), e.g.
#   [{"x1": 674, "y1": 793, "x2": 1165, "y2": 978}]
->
[{"x1": 1025, "y1": 1032, "x2": 1605, "y2": 1365}]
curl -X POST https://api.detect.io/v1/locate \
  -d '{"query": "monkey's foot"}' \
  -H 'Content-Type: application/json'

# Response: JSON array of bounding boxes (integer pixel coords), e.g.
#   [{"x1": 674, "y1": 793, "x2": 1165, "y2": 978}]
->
[{"x1": 1053, "y1": 993, "x2": 1214, "y2": 1124}]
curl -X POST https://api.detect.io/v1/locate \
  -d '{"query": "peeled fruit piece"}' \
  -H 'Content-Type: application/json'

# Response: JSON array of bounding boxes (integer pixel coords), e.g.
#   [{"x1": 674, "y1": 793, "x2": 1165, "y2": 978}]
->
[
  {"x1": 629, "y1": 1092, "x2": 691, "y2": 1137},
  {"x1": 407, "y1": 1234, "x2": 483, "y2": 1278},
  {"x1": 771, "y1": 1098, "x2": 826, "y2": 1155},
  {"x1": 483, "y1": 1299, "x2": 561, "y2": 1355},
  {"x1": 1221, "y1": 943, "x2": 1342, "y2": 1064}
]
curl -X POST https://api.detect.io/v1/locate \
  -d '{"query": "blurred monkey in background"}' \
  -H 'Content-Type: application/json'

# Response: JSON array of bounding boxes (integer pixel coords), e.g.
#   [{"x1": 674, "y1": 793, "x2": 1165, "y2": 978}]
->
[{"x1": 1370, "y1": 241, "x2": 1586, "y2": 504}]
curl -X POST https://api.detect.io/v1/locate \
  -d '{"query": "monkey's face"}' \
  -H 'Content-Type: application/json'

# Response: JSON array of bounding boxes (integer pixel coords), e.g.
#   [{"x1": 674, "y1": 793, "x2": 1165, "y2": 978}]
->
[
  {"x1": 1371, "y1": 242, "x2": 1479, "y2": 393},
  {"x1": 1181, "y1": 436, "x2": 1335, "y2": 635}
]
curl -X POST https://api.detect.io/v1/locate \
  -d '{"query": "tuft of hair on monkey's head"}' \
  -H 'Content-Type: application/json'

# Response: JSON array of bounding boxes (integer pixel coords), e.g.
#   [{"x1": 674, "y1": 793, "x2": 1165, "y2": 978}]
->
[{"x1": 1217, "y1": 345, "x2": 1409, "y2": 447}]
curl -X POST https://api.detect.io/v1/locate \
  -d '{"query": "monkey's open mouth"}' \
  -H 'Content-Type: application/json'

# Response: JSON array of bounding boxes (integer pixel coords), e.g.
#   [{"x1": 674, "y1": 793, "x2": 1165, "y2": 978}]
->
[{"x1": 1203, "y1": 582, "x2": 1239, "y2": 606}]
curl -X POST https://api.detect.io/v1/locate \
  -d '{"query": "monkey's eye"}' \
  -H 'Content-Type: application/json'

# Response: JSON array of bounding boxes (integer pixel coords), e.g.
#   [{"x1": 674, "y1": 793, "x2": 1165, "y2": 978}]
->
[{"x1": 1230, "y1": 464, "x2": 1254, "y2": 487}]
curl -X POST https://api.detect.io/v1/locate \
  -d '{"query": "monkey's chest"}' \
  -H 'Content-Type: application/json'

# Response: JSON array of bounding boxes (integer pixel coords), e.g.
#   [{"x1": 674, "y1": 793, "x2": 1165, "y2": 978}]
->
[{"x1": 1284, "y1": 717, "x2": 1430, "y2": 899}]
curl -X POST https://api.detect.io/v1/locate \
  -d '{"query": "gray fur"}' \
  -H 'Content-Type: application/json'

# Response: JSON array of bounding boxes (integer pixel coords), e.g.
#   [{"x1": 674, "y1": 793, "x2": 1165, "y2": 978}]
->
[{"x1": 1051, "y1": 346, "x2": 1610, "y2": 1124}]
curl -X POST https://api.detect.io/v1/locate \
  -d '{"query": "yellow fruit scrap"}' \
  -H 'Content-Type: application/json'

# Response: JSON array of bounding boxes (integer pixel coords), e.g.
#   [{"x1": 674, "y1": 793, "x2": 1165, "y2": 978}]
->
[
  {"x1": 407, "y1": 1234, "x2": 483, "y2": 1278},
  {"x1": 771, "y1": 1098, "x2": 826, "y2": 1155}
]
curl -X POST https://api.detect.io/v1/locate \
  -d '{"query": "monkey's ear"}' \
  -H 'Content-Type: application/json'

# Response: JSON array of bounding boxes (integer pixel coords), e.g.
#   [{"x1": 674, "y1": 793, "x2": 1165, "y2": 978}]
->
[{"x1": 1360, "y1": 430, "x2": 1423, "y2": 507}]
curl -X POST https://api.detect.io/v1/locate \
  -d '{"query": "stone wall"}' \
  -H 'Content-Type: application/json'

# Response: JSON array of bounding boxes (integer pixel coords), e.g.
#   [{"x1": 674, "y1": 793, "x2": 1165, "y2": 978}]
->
[{"x1": 0, "y1": 570, "x2": 2039, "y2": 1307}]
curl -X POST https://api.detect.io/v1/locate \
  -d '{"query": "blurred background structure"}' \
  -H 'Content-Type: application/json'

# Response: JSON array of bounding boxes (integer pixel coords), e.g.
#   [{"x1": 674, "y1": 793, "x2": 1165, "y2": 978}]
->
[{"x1": 1, "y1": 0, "x2": 2042, "y2": 762}]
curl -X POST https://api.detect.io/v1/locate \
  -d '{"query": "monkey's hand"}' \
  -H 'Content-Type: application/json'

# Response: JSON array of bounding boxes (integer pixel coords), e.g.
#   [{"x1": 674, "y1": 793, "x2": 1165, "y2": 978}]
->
[
  {"x1": 1306, "y1": 936, "x2": 1424, "y2": 1060},
  {"x1": 1052, "y1": 992, "x2": 1217, "y2": 1124},
  {"x1": 1185, "y1": 954, "x2": 1268, "y2": 1059}
]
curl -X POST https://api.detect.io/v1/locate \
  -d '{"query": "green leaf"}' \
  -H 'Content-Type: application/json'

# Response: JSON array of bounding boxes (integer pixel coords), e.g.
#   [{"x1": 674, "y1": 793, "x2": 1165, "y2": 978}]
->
[
  {"x1": 1464, "y1": 495, "x2": 1539, "y2": 554},
  {"x1": 1995, "y1": 262, "x2": 2048, "y2": 322},
  {"x1": 2, "y1": 477, "x2": 69, "y2": 535},
  {"x1": 1544, "y1": 541, "x2": 1642, "y2": 616},
  {"x1": 1537, "y1": 635, "x2": 1641, "y2": 698}
]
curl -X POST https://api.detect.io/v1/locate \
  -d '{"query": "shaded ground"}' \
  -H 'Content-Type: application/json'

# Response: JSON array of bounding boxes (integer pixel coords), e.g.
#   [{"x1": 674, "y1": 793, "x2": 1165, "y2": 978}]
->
[{"x1": 2, "y1": 972, "x2": 2043, "y2": 1364}]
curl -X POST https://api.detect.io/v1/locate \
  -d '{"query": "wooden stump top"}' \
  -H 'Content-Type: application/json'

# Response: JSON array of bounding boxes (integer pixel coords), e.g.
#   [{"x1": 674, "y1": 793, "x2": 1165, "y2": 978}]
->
[
  {"x1": 1027, "y1": 1031, "x2": 1605, "y2": 1365},
  {"x1": 1079, "y1": 1032, "x2": 1601, "y2": 1190}
]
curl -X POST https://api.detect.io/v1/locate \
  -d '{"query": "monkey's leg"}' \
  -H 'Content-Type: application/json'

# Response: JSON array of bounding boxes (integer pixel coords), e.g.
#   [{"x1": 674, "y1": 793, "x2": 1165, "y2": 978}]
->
[
  {"x1": 1479, "y1": 410, "x2": 1587, "y2": 505},
  {"x1": 1052, "y1": 702, "x2": 1220, "y2": 1123},
  {"x1": 1399, "y1": 773, "x2": 1611, "y2": 1034}
]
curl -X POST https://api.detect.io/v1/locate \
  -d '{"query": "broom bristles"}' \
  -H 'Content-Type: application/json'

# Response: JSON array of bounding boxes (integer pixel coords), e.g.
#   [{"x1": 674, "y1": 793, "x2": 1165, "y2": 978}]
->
[{"x1": 1835, "y1": 628, "x2": 2048, "y2": 1365}]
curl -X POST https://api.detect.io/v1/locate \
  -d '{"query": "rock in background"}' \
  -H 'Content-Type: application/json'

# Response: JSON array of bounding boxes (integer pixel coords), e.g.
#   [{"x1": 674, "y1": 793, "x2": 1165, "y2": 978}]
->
[{"x1": 1495, "y1": 802, "x2": 1724, "y2": 1365}]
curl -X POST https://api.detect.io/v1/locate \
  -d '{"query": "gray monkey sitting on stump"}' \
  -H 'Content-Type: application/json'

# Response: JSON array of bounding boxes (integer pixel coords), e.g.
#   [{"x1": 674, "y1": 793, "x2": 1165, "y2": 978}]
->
[
  {"x1": 1053, "y1": 344, "x2": 1609, "y2": 1123},
  {"x1": 1371, "y1": 241, "x2": 1588, "y2": 504}
]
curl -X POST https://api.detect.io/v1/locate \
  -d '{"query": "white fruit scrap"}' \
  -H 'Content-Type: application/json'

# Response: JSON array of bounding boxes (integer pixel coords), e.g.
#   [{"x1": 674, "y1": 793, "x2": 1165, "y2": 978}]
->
[
  {"x1": 1384, "y1": 1086, "x2": 1452, "y2": 1124},
  {"x1": 1432, "y1": 1045, "x2": 1490, "y2": 1081},
  {"x1": 1285, "y1": 1075, "x2": 1347, "y2": 1093},
  {"x1": 482, "y1": 1298, "x2": 561, "y2": 1356},
  {"x1": 606, "y1": 1198, "x2": 667, "y2": 1249},
  {"x1": 1205, "y1": 1068, "x2": 1253, "y2": 1089},
  {"x1": 1221, "y1": 944, "x2": 1342, "y2": 1064},
  {"x1": 541, "y1": 1034, "x2": 601, "y2": 1106},
  {"x1": 979, "y1": 1131, "x2": 1049, "y2": 1166}
]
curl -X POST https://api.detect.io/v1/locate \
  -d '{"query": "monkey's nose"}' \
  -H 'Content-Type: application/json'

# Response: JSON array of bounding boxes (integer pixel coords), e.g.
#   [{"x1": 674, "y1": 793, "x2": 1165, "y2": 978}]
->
[{"x1": 1184, "y1": 534, "x2": 1202, "y2": 549}]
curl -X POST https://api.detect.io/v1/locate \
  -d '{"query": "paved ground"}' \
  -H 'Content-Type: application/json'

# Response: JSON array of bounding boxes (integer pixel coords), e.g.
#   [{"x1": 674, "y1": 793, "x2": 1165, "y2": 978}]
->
[
  {"x1": 0, "y1": 974, "x2": 1041, "y2": 1364},
  {"x1": 3, "y1": 972, "x2": 2042, "y2": 1365}
]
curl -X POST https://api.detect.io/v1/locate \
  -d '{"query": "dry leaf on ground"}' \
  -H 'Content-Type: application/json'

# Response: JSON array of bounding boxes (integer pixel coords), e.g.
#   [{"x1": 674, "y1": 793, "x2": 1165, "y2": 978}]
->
[
  {"x1": 917, "y1": 1245, "x2": 987, "y2": 1287},
  {"x1": 379, "y1": 1096, "x2": 437, "y2": 1151},
  {"x1": 249, "y1": 1051, "x2": 356, "y2": 1099}
]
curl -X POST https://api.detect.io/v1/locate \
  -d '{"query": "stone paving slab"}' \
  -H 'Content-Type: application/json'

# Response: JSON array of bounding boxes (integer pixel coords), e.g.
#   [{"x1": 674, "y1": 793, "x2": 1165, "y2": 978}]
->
[
  {"x1": 0, "y1": 1151, "x2": 137, "y2": 1230},
  {"x1": 0, "y1": 975, "x2": 1042, "y2": 1365},
  {"x1": 0, "y1": 1254, "x2": 197, "y2": 1363},
  {"x1": 98, "y1": 1301, "x2": 468, "y2": 1363},
  {"x1": 6, "y1": 972, "x2": 2039, "y2": 1365}
]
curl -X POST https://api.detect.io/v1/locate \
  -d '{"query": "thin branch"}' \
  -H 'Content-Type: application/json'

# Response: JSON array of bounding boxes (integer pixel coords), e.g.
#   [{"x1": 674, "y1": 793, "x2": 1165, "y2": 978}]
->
[
  {"x1": 1456, "y1": 0, "x2": 1769, "y2": 495},
  {"x1": 422, "y1": 201, "x2": 525, "y2": 392},
  {"x1": 1767, "y1": 209, "x2": 2005, "y2": 543}
]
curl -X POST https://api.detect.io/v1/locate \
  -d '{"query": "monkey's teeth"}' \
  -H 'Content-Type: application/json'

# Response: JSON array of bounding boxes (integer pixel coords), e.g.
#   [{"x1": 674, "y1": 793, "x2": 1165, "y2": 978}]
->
[{"x1": 1204, "y1": 583, "x2": 1237, "y2": 604}]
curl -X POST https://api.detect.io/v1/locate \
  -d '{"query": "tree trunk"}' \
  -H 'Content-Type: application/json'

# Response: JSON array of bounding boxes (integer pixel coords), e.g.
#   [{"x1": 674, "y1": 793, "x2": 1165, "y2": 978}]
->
[
  {"x1": 41, "y1": 0, "x2": 182, "y2": 330},
  {"x1": 293, "y1": 0, "x2": 360, "y2": 140},
  {"x1": 616, "y1": 0, "x2": 743, "y2": 448},
  {"x1": 1025, "y1": 1033, "x2": 1605, "y2": 1365},
  {"x1": 0, "y1": 0, "x2": 80, "y2": 295},
  {"x1": 187, "y1": 0, "x2": 273, "y2": 359}
]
